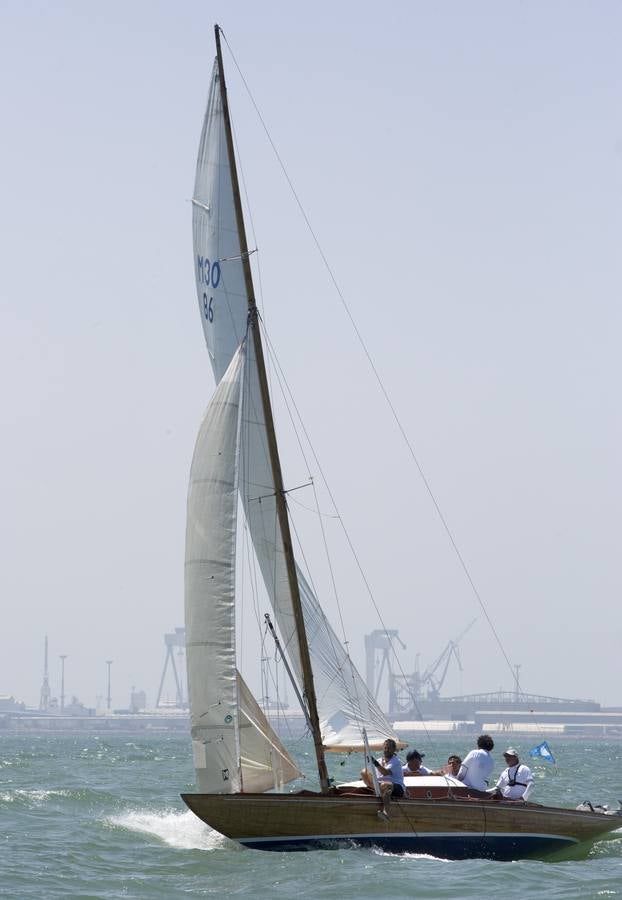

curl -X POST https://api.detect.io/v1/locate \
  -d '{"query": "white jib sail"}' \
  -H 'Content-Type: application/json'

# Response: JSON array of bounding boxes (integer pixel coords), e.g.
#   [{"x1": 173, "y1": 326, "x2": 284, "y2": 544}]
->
[
  {"x1": 185, "y1": 344, "x2": 300, "y2": 793},
  {"x1": 193, "y1": 61, "x2": 397, "y2": 752}
]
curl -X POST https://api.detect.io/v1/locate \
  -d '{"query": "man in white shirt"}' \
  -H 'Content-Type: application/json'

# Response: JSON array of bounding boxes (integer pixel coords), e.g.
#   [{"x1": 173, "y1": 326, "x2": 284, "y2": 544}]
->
[
  {"x1": 431, "y1": 754, "x2": 462, "y2": 777},
  {"x1": 489, "y1": 748, "x2": 535, "y2": 802},
  {"x1": 457, "y1": 734, "x2": 495, "y2": 791},
  {"x1": 361, "y1": 738, "x2": 405, "y2": 818},
  {"x1": 402, "y1": 750, "x2": 431, "y2": 777}
]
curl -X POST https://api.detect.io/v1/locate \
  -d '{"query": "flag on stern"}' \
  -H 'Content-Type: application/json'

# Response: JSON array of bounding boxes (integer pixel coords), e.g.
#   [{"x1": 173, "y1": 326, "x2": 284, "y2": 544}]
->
[{"x1": 529, "y1": 741, "x2": 555, "y2": 764}]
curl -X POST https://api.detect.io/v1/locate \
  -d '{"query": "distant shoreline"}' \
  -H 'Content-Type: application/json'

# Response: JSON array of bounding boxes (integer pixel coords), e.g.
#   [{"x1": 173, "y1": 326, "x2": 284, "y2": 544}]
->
[{"x1": 3, "y1": 712, "x2": 622, "y2": 740}]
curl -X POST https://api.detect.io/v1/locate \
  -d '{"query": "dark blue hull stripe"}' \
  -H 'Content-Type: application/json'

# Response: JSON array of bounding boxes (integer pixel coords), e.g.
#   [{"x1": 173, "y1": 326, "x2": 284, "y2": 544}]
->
[{"x1": 239, "y1": 831, "x2": 579, "y2": 859}]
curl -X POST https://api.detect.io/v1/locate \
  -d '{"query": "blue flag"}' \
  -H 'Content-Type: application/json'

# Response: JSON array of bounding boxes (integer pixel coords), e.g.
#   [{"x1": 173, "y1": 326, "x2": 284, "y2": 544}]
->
[{"x1": 529, "y1": 741, "x2": 555, "y2": 764}]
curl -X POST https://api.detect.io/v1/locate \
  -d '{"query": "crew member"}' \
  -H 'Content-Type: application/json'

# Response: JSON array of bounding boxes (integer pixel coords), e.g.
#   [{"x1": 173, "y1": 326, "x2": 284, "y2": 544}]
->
[
  {"x1": 489, "y1": 748, "x2": 535, "y2": 801},
  {"x1": 361, "y1": 738, "x2": 405, "y2": 818},
  {"x1": 432, "y1": 754, "x2": 462, "y2": 777},
  {"x1": 402, "y1": 750, "x2": 431, "y2": 776},
  {"x1": 457, "y1": 734, "x2": 495, "y2": 790}
]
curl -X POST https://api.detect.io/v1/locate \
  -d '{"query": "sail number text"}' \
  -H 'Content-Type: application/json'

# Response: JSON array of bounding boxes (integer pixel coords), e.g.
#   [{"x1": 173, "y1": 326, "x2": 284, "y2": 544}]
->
[{"x1": 197, "y1": 255, "x2": 221, "y2": 324}]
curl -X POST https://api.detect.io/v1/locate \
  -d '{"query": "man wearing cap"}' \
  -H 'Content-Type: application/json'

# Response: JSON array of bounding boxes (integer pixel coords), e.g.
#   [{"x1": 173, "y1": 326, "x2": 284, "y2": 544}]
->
[
  {"x1": 402, "y1": 750, "x2": 431, "y2": 777},
  {"x1": 489, "y1": 748, "x2": 535, "y2": 802}
]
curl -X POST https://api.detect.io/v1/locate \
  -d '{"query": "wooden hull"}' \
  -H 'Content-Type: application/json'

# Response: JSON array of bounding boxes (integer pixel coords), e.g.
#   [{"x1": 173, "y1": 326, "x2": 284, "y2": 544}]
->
[{"x1": 181, "y1": 791, "x2": 621, "y2": 860}]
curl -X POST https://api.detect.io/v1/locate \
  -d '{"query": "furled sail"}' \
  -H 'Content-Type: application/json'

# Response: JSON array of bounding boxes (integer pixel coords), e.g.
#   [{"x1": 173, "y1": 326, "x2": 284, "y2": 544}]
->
[
  {"x1": 185, "y1": 345, "x2": 301, "y2": 792},
  {"x1": 193, "y1": 61, "x2": 397, "y2": 752}
]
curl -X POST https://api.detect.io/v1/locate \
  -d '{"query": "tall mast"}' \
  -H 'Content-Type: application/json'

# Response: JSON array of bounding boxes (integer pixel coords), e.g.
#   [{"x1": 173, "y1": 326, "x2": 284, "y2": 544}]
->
[{"x1": 214, "y1": 24, "x2": 330, "y2": 793}]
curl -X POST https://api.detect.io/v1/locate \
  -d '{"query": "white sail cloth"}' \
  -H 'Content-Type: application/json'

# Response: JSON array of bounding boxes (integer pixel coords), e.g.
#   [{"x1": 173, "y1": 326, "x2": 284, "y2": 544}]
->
[
  {"x1": 240, "y1": 340, "x2": 393, "y2": 751},
  {"x1": 193, "y1": 61, "x2": 397, "y2": 752},
  {"x1": 192, "y1": 59, "x2": 248, "y2": 382},
  {"x1": 185, "y1": 346, "x2": 301, "y2": 792}
]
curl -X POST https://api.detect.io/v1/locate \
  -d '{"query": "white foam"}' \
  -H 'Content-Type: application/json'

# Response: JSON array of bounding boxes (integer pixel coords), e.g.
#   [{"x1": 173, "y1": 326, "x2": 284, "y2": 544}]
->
[
  {"x1": 372, "y1": 847, "x2": 451, "y2": 862},
  {"x1": 106, "y1": 808, "x2": 238, "y2": 851},
  {"x1": 0, "y1": 789, "x2": 70, "y2": 805}
]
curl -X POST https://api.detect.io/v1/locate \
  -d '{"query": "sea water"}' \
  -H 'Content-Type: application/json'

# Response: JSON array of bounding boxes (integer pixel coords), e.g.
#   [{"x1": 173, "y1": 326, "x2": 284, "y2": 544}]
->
[{"x1": 1, "y1": 733, "x2": 621, "y2": 898}]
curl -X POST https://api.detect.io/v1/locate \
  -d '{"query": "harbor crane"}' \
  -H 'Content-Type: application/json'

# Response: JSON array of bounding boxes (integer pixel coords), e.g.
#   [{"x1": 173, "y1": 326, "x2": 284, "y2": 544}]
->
[
  {"x1": 412, "y1": 619, "x2": 477, "y2": 700},
  {"x1": 364, "y1": 629, "x2": 406, "y2": 712},
  {"x1": 156, "y1": 627, "x2": 187, "y2": 708}
]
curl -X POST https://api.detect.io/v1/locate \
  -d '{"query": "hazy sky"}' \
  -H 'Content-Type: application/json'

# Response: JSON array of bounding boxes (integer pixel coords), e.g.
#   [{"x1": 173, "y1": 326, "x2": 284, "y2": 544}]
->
[{"x1": 1, "y1": 1, "x2": 620, "y2": 712}]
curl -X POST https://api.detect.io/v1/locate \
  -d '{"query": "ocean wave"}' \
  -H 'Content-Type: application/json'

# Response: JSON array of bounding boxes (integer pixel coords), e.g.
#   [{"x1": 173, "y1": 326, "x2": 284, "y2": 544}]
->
[
  {"x1": 0, "y1": 786, "x2": 119, "y2": 808},
  {"x1": 105, "y1": 808, "x2": 238, "y2": 851},
  {"x1": 0, "y1": 788, "x2": 74, "y2": 806}
]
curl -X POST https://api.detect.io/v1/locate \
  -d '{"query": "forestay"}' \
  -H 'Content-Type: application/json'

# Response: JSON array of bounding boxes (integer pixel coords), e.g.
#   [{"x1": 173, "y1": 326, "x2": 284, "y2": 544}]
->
[
  {"x1": 193, "y1": 61, "x2": 396, "y2": 752},
  {"x1": 185, "y1": 345, "x2": 300, "y2": 793}
]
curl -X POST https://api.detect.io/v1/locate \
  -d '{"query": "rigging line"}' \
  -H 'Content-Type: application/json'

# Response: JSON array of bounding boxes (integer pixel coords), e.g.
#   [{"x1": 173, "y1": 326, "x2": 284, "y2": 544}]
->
[
  {"x1": 309, "y1": 473, "x2": 348, "y2": 651},
  {"x1": 240, "y1": 359, "x2": 268, "y2": 651},
  {"x1": 251, "y1": 328, "x2": 353, "y2": 680},
  {"x1": 242, "y1": 516, "x2": 265, "y2": 681},
  {"x1": 239, "y1": 496, "x2": 246, "y2": 665},
  {"x1": 229, "y1": 113, "x2": 275, "y2": 398},
  {"x1": 284, "y1": 480, "x2": 314, "y2": 495},
  {"x1": 259, "y1": 331, "x2": 345, "y2": 636},
  {"x1": 239, "y1": 333, "x2": 288, "y2": 661},
  {"x1": 288, "y1": 493, "x2": 340, "y2": 518},
  {"x1": 261, "y1": 325, "x2": 438, "y2": 749},
  {"x1": 221, "y1": 34, "x2": 520, "y2": 696},
  {"x1": 254, "y1": 332, "x2": 367, "y2": 746},
  {"x1": 286, "y1": 510, "x2": 338, "y2": 657},
  {"x1": 240, "y1": 345, "x2": 277, "y2": 647},
  {"x1": 258, "y1": 317, "x2": 314, "y2": 484},
  {"x1": 286, "y1": 501, "x2": 369, "y2": 732},
  {"x1": 260, "y1": 626, "x2": 283, "y2": 712},
  {"x1": 260, "y1": 630, "x2": 286, "y2": 721},
  {"x1": 259, "y1": 330, "x2": 367, "y2": 724},
  {"x1": 304, "y1": 470, "x2": 368, "y2": 730},
  {"x1": 243, "y1": 521, "x2": 263, "y2": 642},
  {"x1": 247, "y1": 480, "x2": 314, "y2": 503},
  {"x1": 309, "y1": 474, "x2": 370, "y2": 733}
]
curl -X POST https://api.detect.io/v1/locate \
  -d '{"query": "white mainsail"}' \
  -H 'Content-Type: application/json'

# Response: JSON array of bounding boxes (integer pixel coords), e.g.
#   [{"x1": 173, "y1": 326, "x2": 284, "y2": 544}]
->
[
  {"x1": 193, "y1": 59, "x2": 248, "y2": 383},
  {"x1": 193, "y1": 61, "x2": 397, "y2": 752},
  {"x1": 185, "y1": 345, "x2": 301, "y2": 792}
]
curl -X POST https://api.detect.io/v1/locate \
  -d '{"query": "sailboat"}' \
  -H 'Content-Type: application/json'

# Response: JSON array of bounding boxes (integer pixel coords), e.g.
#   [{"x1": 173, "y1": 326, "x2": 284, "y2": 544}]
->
[{"x1": 181, "y1": 25, "x2": 621, "y2": 859}]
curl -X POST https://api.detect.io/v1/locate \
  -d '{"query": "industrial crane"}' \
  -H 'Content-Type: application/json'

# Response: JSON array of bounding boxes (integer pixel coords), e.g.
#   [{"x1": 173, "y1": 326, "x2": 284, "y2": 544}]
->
[
  {"x1": 413, "y1": 619, "x2": 476, "y2": 700},
  {"x1": 364, "y1": 629, "x2": 406, "y2": 711}
]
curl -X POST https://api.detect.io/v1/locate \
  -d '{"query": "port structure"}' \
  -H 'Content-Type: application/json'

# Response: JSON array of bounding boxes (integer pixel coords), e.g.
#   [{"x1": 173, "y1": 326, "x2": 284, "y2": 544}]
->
[
  {"x1": 39, "y1": 635, "x2": 51, "y2": 711},
  {"x1": 364, "y1": 629, "x2": 406, "y2": 713},
  {"x1": 156, "y1": 627, "x2": 187, "y2": 709}
]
